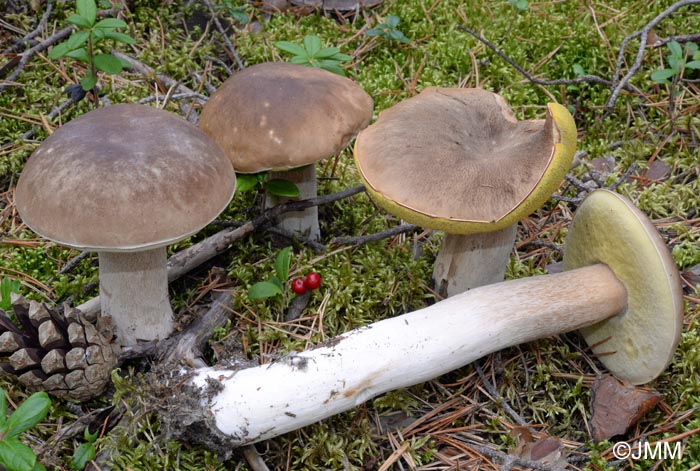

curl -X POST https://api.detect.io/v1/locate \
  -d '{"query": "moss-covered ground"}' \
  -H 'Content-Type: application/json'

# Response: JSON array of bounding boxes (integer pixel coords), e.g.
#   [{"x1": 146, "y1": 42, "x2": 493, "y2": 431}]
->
[{"x1": 1, "y1": 0, "x2": 700, "y2": 469}]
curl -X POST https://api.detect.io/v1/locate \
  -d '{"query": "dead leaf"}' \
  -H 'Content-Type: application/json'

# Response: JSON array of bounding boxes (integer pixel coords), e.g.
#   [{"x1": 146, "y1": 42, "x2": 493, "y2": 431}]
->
[
  {"x1": 643, "y1": 160, "x2": 671, "y2": 181},
  {"x1": 589, "y1": 374, "x2": 663, "y2": 442},
  {"x1": 510, "y1": 427, "x2": 569, "y2": 470}
]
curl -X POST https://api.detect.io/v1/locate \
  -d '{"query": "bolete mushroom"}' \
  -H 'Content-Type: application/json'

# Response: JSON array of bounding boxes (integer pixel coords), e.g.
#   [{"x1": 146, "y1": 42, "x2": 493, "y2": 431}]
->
[
  {"x1": 199, "y1": 61, "x2": 373, "y2": 241},
  {"x1": 169, "y1": 190, "x2": 682, "y2": 446},
  {"x1": 15, "y1": 104, "x2": 236, "y2": 345},
  {"x1": 354, "y1": 87, "x2": 577, "y2": 297}
]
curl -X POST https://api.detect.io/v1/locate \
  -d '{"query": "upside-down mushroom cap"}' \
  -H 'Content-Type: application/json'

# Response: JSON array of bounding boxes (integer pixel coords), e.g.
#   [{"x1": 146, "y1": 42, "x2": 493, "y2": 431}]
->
[
  {"x1": 15, "y1": 103, "x2": 236, "y2": 252},
  {"x1": 563, "y1": 189, "x2": 684, "y2": 385},
  {"x1": 199, "y1": 62, "x2": 374, "y2": 173},
  {"x1": 353, "y1": 87, "x2": 577, "y2": 234}
]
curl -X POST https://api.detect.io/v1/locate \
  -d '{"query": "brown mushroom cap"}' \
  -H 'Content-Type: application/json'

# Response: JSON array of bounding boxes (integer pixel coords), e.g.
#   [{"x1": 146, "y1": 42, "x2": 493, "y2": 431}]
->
[
  {"x1": 199, "y1": 62, "x2": 374, "y2": 173},
  {"x1": 354, "y1": 87, "x2": 577, "y2": 234},
  {"x1": 15, "y1": 104, "x2": 236, "y2": 252}
]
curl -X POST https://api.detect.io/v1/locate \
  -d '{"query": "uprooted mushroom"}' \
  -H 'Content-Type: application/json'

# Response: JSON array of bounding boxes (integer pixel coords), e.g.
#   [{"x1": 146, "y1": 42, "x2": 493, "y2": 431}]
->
[{"x1": 158, "y1": 190, "x2": 682, "y2": 450}]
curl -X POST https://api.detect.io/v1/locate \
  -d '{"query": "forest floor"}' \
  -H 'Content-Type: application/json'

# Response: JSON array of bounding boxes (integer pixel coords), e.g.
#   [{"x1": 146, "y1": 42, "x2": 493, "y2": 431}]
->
[{"x1": 1, "y1": 0, "x2": 700, "y2": 469}]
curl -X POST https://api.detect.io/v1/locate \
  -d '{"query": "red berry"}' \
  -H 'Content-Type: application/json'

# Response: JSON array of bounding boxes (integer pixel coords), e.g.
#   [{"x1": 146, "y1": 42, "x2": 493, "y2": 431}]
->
[
  {"x1": 291, "y1": 278, "x2": 307, "y2": 295},
  {"x1": 304, "y1": 272, "x2": 321, "y2": 290}
]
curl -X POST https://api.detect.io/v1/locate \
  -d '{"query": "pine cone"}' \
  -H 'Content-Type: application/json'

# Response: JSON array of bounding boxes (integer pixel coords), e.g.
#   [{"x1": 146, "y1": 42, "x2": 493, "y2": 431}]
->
[{"x1": 0, "y1": 296, "x2": 119, "y2": 402}]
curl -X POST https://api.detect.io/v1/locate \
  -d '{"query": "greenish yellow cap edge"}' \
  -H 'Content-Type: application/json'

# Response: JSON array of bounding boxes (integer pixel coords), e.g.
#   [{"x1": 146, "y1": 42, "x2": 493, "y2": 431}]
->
[{"x1": 353, "y1": 102, "x2": 578, "y2": 234}]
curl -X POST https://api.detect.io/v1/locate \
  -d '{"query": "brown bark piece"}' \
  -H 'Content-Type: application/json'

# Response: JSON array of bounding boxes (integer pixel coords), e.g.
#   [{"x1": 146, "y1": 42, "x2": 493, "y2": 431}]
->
[{"x1": 590, "y1": 374, "x2": 663, "y2": 441}]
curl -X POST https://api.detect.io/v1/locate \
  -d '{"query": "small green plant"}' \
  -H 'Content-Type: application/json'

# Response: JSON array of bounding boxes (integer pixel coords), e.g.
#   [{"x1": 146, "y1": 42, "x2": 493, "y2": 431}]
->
[
  {"x1": 0, "y1": 278, "x2": 21, "y2": 311},
  {"x1": 214, "y1": 0, "x2": 249, "y2": 24},
  {"x1": 0, "y1": 389, "x2": 51, "y2": 471},
  {"x1": 365, "y1": 15, "x2": 411, "y2": 44},
  {"x1": 507, "y1": 0, "x2": 529, "y2": 11},
  {"x1": 275, "y1": 35, "x2": 351, "y2": 76},
  {"x1": 248, "y1": 246, "x2": 292, "y2": 300},
  {"x1": 236, "y1": 173, "x2": 300, "y2": 198},
  {"x1": 70, "y1": 426, "x2": 99, "y2": 470},
  {"x1": 651, "y1": 40, "x2": 700, "y2": 85},
  {"x1": 48, "y1": 0, "x2": 136, "y2": 93}
]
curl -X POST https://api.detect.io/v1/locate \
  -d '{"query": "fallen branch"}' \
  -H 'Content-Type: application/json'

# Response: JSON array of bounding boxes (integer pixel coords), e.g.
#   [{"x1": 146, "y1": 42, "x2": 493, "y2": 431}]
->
[
  {"x1": 200, "y1": 0, "x2": 245, "y2": 70},
  {"x1": 457, "y1": 25, "x2": 641, "y2": 97},
  {"x1": 607, "y1": 0, "x2": 700, "y2": 111},
  {"x1": 76, "y1": 185, "x2": 367, "y2": 317},
  {"x1": 111, "y1": 51, "x2": 206, "y2": 123},
  {"x1": 120, "y1": 290, "x2": 234, "y2": 365},
  {"x1": 2, "y1": 0, "x2": 54, "y2": 55}
]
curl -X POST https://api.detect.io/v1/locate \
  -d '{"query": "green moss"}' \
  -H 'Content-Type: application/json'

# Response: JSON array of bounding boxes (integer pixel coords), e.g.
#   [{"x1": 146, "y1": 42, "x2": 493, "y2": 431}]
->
[{"x1": 2, "y1": 0, "x2": 700, "y2": 468}]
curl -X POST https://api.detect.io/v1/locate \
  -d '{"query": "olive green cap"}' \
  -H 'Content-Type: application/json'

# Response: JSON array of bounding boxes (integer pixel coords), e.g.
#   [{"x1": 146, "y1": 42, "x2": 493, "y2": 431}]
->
[
  {"x1": 16, "y1": 104, "x2": 236, "y2": 252},
  {"x1": 564, "y1": 189, "x2": 684, "y2": 385},
  {"x1": 353, "y1": 87, "x2": 577, "y2": 234},
  {"x1": 199, "y1": 62, "x2": 374, "y2": 173}
]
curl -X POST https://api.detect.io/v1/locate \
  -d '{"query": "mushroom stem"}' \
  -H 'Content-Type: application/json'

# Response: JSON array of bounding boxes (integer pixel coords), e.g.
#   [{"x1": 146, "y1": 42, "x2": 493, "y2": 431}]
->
[
  {"x1": 432, "y1": 225, "x2": 518, "y2": 297},
  {"x1": 99, "y1": 248, "x2": 174, "y2": 345},
  {"x1": 265, "y1": 164, "x2": 320, "y2": 241},
  {"x1": 186, "y1": 263, "x2": 626, "y2": 446}
]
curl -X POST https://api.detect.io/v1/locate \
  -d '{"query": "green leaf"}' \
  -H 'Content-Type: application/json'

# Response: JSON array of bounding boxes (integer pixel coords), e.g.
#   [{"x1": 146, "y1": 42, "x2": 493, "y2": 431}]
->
[
  {"x1": 275, "y1": 247, "x2": 292, "y2": 282},
  {"x1": 314, "y1": 46, "x2": 341, "y2": 59},
  {"x1": 80, "y1": 74, "x2": 98, "y2": 91},
  {"x1": 0, "y1": 389, "x2": 6, "y2": 426},
  {"x1": 329, "y1": 52, "x2": 352, "y2": 61},
  {"x1": 275, "y1": 41, "x2": 307, "y2": 57},
  {"x1": 667, "y1": 40, "x2": 683, "y2": 59},
  {"x1": 70, "y1": 443, "x2": 96, "y2": 470},
  {"x1": 572, "y1": 64, "x2": 586, "y2": 77},
  {"x1": 6, "y1": 392, "x2": 50, "y2": 437},
  {"x1": 83, "y1": 426, "x2": 98, "y2": 443},
  {"x1": 76, "y1": 0, "x2": 97, "y2": 26},
  {"x1": 65, "y1": 47, "x2": 90, "y2": 64},
  {"x1": 48, "y1": 41, "x2": 71, "y2": 59},
  {"x1": 67, "y1": 14, "x2": 92, "y2": 28},
  {"x1": 651, "y1": 68, "x2": 676, "y2": 83},
  {"x1": 236, "y1": 173, "x2": 264, "y2": 193},
  {"x1": 94, "y1": 18, "x2": 127, "y2": 29},
  {"x1": 319, "y1": 61, "x2": 346, "y2": 76},
  {"x1": 385, "y1": 15, "x2": 400, "y2": 28},
  {"x1": 303, "y1": 35, "x2": 323, "y2": 57},
  {"x1": 685, "y1": 60, "x2": 700, "y2": 69},
  {"x1": 290, "y1": 56, "x2": 311, "y2": 66},
  {"x1": 265, "y1": 179, "x2": 300, "y2": 197},
  {"x1": 0, "y1": 437, "x2": 37, "y2": 471},
  {"x1": 389, "y1": 29, "x2": 410, "y2": 43},
  {"x1": 65, "y1": 30, "x2": 90, "y2": 51},
  {"x1": 269, "y1": 277, "x2": 283, "y2": 291},
  {"x1": 93, "y1": 54, "x2": 123, "y2": 74},
  {"x1": 116, "y1": 56, "x2": 132, "y2": 69},
  {"x1": 248, "y1": 281, "x2": 283, "y2": 300},
  {"x1": 365, "y1": 28, "x2": 382, "y2": 37}
]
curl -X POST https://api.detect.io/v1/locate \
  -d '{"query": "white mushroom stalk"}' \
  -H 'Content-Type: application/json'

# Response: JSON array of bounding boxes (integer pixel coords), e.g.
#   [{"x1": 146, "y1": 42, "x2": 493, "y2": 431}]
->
[
  {"x1": 170, "y1": 190, "x2": 683, "y2": 448},
  {"x1": 190, "y1": 264, "x2": 624, "y2": 446},
  {"x1": 98, "y1": 249, "x2": 173, "y2": 344},
  {"x1": 266, "y1": 165, "x2": 319, "y2": 241}
]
